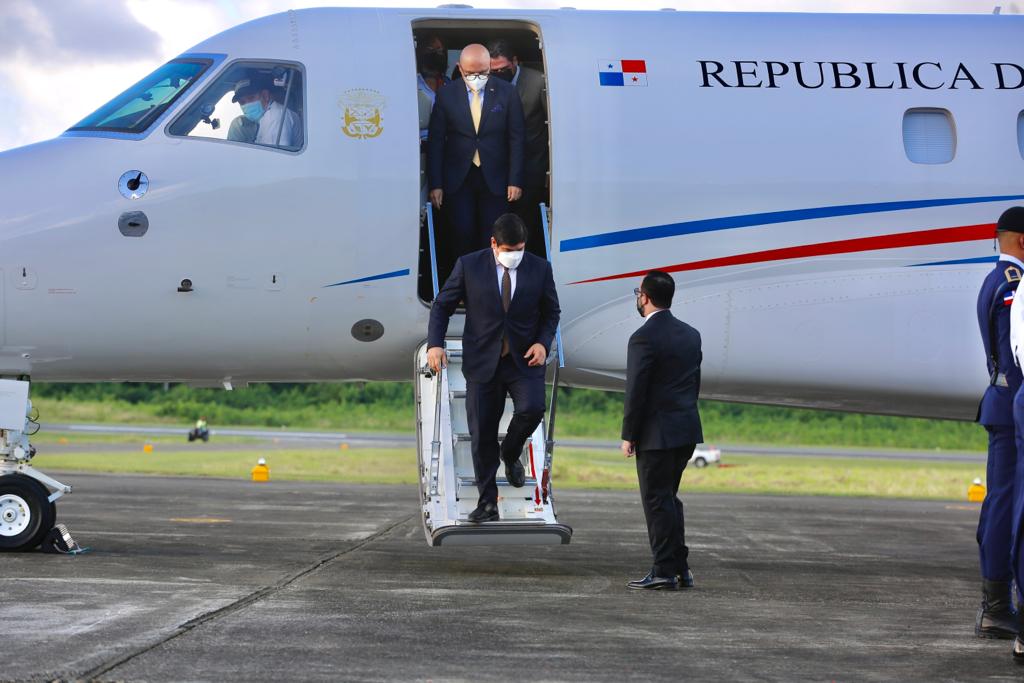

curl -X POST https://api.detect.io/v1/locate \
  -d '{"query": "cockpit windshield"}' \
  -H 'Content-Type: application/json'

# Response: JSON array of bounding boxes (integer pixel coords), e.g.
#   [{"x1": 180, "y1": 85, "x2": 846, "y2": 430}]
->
[{"x1": 68, "y1": 58, "x2": 212, "y2": 134}]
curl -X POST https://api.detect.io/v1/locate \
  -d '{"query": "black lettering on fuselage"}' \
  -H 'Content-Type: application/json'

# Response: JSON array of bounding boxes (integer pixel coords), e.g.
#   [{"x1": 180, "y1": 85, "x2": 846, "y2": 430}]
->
[
  {"x1": 735, "y1": 61, "x2": 763, "y2": 88},
  {"x1": 864, "y1": 62, "x2": 895, "y2": 89},
  {"x1": 949, "y1": 62, "x2": 981, "y2": 90},
  {"x1": 831, "y1": 62, "x2": 861, "y2": 89},
  {"x1": 995, "y1": 63, "x2": 1024, "y2": 89},
  {"x1": 794, "y1": 61, "x2": 826, "y2": 88},
  {"x1": 765, "y1": 61, "x2": 789, "y2": 88},
  {"x1": 698, "y1": 60, "x2": 731, "y2": 87},
  {"x1": 912, "y1": 62, "x2": 943, "y2": 90}
]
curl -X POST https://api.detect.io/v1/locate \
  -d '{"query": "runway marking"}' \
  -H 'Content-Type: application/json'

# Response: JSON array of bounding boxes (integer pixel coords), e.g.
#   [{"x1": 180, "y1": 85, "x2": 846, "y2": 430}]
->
[
  {"x1": 169, "y1": 517, "x2": 233, "y2": 524},
  {"x1": 78, "y1": 512, "x2": 415, "y2": 682}
]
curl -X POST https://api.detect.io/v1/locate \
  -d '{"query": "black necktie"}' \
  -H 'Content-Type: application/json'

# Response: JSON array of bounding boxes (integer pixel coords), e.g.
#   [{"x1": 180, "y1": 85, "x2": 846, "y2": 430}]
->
[{"x1": 501, "y1": 267, "x2": 511, "y2": 357}]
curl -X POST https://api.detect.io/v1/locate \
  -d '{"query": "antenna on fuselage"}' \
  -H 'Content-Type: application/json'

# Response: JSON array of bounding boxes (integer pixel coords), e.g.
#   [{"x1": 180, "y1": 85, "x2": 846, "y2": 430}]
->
[{"x1": 994, "y1": 5, "x2": 1002, "y2": 13}]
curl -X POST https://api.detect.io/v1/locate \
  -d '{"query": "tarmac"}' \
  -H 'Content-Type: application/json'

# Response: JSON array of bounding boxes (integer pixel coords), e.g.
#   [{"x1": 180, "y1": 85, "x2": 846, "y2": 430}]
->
[{"x1": 0, "y1": 472, "x2": 1015, "y2": 682}]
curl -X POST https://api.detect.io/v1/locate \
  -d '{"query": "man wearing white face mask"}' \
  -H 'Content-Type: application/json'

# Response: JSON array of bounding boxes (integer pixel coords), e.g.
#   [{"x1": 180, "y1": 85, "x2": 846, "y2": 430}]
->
[
  {"x1": 427, "y1": 44, "x2": 526, "y2": 280},
  {"x1": 427, "y1": 214, "x2": 560, "y2": 523}
]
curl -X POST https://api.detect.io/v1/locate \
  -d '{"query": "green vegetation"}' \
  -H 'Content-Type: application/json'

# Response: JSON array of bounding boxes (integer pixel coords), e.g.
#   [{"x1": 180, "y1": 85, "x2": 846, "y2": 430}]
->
[
  {"x1": 33, "y1": 446, "x2": 984, "y2": 501},
  {"x1": 31, "y1": 381, "x2": 987, "y2": 452}
]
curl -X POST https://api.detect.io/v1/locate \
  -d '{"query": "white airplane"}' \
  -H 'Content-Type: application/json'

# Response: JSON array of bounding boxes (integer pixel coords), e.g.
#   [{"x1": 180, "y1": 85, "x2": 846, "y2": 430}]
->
[{"x1": 1, "y1": 6, "x2": 1021, "y2": 549}]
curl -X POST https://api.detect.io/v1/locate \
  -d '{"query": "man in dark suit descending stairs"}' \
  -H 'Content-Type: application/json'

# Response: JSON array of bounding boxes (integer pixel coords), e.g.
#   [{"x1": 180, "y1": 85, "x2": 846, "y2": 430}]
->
[{"x1": 427, "y1": 214, "x2": 560, "y2": 523}]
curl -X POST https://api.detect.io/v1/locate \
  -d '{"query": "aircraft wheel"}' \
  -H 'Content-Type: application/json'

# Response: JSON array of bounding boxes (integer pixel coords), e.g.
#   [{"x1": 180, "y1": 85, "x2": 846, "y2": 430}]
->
[
  {"x1": 693, "y1": 456, "x2": 708, "y2": 468},
  {"x1": 0, "y1": 474, "x2": 56, "y2": 551}
]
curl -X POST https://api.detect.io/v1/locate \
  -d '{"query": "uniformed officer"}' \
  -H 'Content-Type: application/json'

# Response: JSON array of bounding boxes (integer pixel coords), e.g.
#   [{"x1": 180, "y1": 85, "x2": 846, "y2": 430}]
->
[{"x1": 977, "y1": 206, "x2": 1024, "y2": 640}]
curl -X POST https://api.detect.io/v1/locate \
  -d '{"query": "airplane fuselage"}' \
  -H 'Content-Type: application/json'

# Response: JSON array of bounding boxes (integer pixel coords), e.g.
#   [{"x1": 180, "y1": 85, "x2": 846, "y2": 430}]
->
[{"x1": 1, "y1": 7, "x2": 1022, "y2": 419}]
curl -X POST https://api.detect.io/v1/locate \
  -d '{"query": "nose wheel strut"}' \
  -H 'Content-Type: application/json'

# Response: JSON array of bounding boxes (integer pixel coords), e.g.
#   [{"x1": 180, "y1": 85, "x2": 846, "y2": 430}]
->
[{"x1": 0, "y1": 378, "x2": 71, "y2": 552}]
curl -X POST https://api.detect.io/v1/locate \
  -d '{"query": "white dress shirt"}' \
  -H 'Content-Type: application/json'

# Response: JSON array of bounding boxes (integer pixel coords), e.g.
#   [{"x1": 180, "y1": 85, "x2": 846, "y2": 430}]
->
[
  {"x1": 1004, "y1": 255, "x2": 1024, "y2": 368},
  {"x1": 256, "y1": 101, "x2": 301, "y2": 148},
  {"x1": 496, "y1": 261, "x2": 517, "y2": 300}
]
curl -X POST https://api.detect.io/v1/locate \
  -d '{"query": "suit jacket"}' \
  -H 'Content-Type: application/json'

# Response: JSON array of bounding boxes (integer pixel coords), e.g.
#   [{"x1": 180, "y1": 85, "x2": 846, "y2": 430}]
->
[
  {"x1": 514, "y1": 66, "x2": 549, "y2": 189},
  {"x1": 427, "y1": 77, "x2": 525, "y2": 197},
  {"x1": 621, "y1": 311, "x2": 704, "y2": 451},
  {"x1": 428, "y1": 249, "x2": 560, "y2": 383},
  {"x1": 977, "y1": 258, "x2": 1023, "y2": 426}
]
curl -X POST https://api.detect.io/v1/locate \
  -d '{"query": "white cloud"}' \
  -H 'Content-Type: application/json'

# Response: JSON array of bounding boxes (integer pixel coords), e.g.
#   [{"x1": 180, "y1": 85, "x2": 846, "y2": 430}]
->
[{"x1": 0, "y1": 0, "x2": 1008, "y2": 152}]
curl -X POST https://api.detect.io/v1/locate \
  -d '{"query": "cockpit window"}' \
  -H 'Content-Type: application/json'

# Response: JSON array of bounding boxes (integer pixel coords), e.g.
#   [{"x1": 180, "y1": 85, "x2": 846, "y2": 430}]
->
[
  {"x1": 69, "y1": 59, "x2": 212, "y2": 134},
  {"x1": 167, "y1": 61, "x2": 305, "y2": 152}
]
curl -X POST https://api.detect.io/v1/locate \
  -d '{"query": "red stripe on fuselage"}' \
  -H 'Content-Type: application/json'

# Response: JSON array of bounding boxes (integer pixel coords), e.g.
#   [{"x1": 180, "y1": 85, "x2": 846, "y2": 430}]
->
[{"x1": 570, "y1": 223, "x2": 996, "y2": 284}]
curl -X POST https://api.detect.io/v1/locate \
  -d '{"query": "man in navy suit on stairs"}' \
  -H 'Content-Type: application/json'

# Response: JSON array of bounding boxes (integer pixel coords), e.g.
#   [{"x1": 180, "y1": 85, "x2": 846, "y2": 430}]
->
[
  {"x1": 428, "y1": 43, "x2": 526, "y2": 276},
  {"x1": 426, "y1": 214, "x2": 560, "y2": 523}
]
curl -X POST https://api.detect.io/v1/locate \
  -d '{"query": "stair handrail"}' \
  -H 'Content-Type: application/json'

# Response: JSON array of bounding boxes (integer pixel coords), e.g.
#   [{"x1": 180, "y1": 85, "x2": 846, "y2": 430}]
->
[
  {"x1": 540, "y1": 202, "x2": 562, "y2": 505},
  {"x1": 425, "y1": 203, "x2": 441, "y2": 299},
  {"x1": 539, "y1": 202, "x2": 564, "y2": 369}
]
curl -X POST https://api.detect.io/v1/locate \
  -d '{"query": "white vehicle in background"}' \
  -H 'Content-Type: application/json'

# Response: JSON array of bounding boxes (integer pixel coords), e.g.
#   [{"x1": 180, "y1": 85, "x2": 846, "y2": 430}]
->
[{"x1": 691, "y1": 445, "x2": 722, "y2": 468}]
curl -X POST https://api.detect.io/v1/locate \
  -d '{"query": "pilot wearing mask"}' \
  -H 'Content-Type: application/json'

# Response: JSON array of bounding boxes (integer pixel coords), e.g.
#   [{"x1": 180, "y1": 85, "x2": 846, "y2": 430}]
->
[{"x1": 230, "y1": 77, "x2": 301, "y2": 148}]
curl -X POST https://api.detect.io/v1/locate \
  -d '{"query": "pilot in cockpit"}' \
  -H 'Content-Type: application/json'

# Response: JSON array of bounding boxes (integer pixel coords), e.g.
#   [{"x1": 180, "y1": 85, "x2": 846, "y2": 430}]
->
[{"x1": 228, "y1": 77, "x2": 301, "y2": 148}]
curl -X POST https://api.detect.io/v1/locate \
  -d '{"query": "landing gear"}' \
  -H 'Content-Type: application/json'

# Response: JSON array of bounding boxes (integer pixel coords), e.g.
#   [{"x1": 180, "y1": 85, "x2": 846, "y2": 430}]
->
[
  {"x1": 0, "y1": 474, "x2": 56, "y2": 551},
  {"x1": 0, "y1": 378, "x2": 71, "y2": 552}
]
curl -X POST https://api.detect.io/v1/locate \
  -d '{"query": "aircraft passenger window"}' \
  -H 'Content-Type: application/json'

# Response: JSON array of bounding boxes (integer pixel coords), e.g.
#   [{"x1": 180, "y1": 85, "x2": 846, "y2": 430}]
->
[
  {"x1": 1018, "y1": 111, "x2": 1024, "y2": 160},
  {"x1": 168, "y1": 61, "x2": 305, "y2": 152},
  {"x1": 69, "y1": 59, "x2": 212, "y2": 134},
  {"x1": 902, "y1": 108, "x2": 956, "y2": 164}
]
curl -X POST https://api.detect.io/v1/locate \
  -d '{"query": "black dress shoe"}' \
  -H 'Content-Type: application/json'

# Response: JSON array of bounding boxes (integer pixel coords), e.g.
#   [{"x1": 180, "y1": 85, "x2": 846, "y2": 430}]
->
[
  {"x1": 627, "y1": 572, "x2": 678, "y2": 591},
  {"x1": 467, "y1": 502, "x2": 499, "y2": 523},
  {"x1": 977, "y1": 579, "x2": 1019, "y2": 640},
  {"x1": 676, "y1": 569, "x2": 695, "y2": 589},
  {"x1": 1014, "y1": 636, "x2": 1024, "y2": 663},
  {"x1": 503, "y1": 456, "x2": 526, "y2": 488}
]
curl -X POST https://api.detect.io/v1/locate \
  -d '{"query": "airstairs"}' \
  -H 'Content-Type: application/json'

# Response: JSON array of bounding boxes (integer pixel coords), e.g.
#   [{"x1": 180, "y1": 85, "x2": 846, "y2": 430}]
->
[{"x1": 415, "y1": 203, "x2": 571, "y2": 546}]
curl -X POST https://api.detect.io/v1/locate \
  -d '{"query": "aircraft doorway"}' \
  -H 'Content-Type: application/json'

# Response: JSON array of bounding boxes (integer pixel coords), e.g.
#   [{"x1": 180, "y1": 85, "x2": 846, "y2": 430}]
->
[{"x1": 412, "y1": 21, "x2": 551, "y2": 303}]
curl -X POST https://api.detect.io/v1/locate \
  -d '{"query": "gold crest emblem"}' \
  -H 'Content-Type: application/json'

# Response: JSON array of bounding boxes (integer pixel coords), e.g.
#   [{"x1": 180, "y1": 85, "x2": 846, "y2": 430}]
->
[{"x1": 340, "y1": 89, "x2": 385, "y2": 139}]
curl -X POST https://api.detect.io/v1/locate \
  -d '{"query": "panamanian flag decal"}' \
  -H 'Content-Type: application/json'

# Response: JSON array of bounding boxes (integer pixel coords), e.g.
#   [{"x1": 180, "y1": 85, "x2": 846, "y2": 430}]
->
[{"x1": 599, "y1": 60, "x2": 648, "y2": 87}]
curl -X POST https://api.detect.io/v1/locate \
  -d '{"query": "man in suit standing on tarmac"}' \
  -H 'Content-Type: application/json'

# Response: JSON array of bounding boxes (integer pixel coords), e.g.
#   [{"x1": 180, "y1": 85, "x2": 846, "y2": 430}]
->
[{"x1": 622, "y1": 270, "x2": 704, "y2": 591}]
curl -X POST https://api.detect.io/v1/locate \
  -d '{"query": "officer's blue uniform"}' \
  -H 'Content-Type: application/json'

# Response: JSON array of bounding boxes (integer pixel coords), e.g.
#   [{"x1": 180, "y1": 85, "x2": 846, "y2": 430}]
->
[{"x1": 977, "y1": 256, "x2": 1023, "y2": 583}]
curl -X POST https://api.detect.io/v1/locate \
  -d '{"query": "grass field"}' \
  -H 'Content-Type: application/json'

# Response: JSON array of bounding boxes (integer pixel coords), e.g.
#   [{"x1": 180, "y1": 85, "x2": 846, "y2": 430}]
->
[
  {"x1": 32, "y1": 446, "x2": 986, "y2": 501},
  {"x1": 32, "y1": 394, "x2": 988, "y2": 453}
]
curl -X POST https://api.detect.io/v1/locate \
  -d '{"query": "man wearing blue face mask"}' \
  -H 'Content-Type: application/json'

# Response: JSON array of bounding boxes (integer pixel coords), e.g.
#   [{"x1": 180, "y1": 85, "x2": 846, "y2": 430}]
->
[
  {"x1": 230, "y1": 77, "x2": 301, "y2": 149},
  {"x1": 427, "y1": 214, "x2": 560, "y2": 523}
]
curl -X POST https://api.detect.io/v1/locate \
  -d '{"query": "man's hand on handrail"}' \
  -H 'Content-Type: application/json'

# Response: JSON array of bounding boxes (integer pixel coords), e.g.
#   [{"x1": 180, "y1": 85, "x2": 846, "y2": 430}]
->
[{"x1": 427, "y1": 346, "x2": 448, "y2": 375}]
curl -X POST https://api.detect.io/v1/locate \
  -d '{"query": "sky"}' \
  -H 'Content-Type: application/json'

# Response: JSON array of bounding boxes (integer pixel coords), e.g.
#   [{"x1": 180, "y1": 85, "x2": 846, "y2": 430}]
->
[{"x1": 0, "y1": 0, "x2": 1014, "y2": 152}]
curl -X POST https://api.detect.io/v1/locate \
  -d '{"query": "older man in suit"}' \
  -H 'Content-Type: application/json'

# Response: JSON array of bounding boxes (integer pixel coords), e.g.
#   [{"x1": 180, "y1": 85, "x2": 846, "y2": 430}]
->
[
  {"x1": 622, "y1": 270, "x2": 704, "y2": 591},
  {"x1": 488, "y1": 40, "x2": 549, "y2": 253},
  {"x1": 427, "y1": 214, "x2": 560, "y2": 523},
  {"x1": 428, "y1": 44, "x2": 526, "y2": 271}
]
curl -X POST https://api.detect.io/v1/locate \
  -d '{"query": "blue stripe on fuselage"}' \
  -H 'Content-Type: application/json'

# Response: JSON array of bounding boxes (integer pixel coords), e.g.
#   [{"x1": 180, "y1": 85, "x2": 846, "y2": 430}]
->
[
  {"x1": 908, "y1": 255, "x2": 999, "y2": 267},
  {"x1": 559, "y1": 195, "x2": 1024, "y2": 253},
  {"x1": 324, "y1": 269, "x2": 410, "y2": 287}
]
